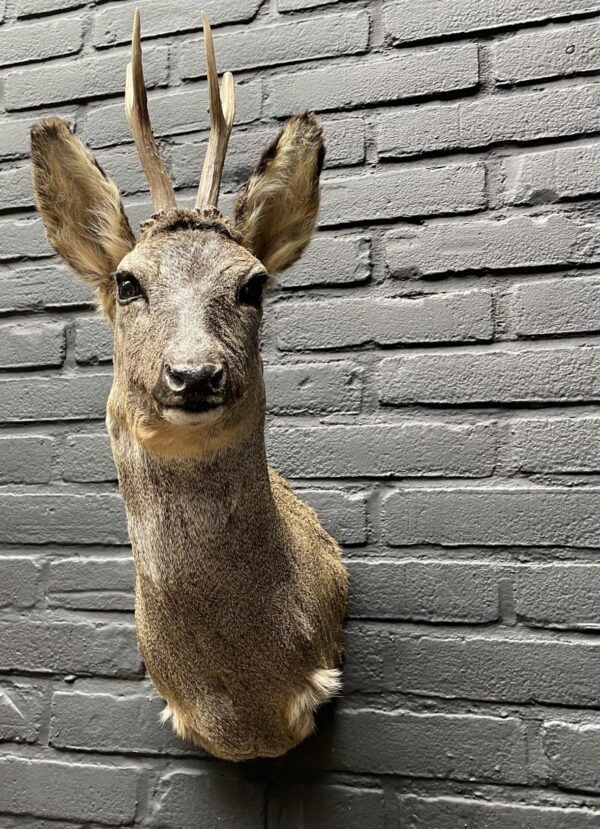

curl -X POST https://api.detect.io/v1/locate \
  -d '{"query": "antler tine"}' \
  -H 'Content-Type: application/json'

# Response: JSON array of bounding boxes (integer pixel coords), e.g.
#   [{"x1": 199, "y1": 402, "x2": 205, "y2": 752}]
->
[
  {"x1": 196, "y1": 12, "x2": 236, "y2": 210},
  {"x1": 126, "y1": 8, "x2": 176, "y2": 213}
]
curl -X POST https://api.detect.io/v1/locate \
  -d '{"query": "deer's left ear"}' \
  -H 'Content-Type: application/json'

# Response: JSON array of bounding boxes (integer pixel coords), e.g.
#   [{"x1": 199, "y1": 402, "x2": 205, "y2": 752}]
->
[
  {"x1": 234, "y1": 111, "x2": 324, "y2": 274},
  {"x1": 31, "y1": 118, "x2": 135, "y2": 305}
]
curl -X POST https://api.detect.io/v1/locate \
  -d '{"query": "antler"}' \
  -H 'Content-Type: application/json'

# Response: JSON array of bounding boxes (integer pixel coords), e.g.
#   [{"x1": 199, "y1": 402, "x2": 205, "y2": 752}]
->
[
  {"x1": 195, "y1": 12, "x2": 235, "y2": 209},
  {"x1": 126, "y1": 9, "x2": 176, "y2": 213}
]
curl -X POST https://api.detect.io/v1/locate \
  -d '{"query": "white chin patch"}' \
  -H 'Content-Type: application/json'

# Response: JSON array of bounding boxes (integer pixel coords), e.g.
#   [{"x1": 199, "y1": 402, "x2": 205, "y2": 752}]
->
[{"x1": 161, "y1": 405, "x2": 224, "y2": 426}]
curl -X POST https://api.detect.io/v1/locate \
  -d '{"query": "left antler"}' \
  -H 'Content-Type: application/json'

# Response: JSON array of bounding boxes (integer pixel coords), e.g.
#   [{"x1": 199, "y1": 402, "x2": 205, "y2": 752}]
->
[
  {"x1": 125, "y1": 8, "x2": 177, "y2": 213},
  {"x1": 195, "y1": 12, "x2": 236, "y2": 210}
]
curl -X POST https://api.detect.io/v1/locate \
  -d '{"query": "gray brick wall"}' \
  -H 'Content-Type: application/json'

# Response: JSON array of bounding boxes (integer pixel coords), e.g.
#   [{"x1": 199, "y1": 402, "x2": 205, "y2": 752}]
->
[{"x1": 1, "y1": 0, "x2": 600, "y2": 825}]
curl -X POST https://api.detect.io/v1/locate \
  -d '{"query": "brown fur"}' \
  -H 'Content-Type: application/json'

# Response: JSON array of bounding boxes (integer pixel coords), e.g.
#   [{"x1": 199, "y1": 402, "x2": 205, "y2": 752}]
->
[{"x1": 31, "y1": 113, "x2": 347, "y2": 761}]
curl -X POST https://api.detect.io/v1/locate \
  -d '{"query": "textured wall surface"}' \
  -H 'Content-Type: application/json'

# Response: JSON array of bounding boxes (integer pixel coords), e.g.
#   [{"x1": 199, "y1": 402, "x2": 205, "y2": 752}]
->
[{"x1": 2, "y1": 0, "x2": 600, "y2": 825}]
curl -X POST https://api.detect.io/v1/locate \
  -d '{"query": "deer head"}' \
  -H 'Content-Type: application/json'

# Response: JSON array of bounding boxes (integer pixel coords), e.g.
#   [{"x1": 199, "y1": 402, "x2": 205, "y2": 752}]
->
[{"x1": 31, "y1": 10, "x2": 324, "y2": 458}]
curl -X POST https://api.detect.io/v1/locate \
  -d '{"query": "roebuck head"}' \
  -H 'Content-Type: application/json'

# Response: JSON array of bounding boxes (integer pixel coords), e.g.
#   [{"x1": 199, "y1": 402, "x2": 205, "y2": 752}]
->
[{"x1": 31, "y1": 11, "x2": 324, "y2": 457}]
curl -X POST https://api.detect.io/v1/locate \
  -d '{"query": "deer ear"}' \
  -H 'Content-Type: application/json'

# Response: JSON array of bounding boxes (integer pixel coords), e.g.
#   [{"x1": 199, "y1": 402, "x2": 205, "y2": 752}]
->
[
  {"x1": 234, "y1": 111, "x2": 324, "y2": 274},
  {"x1": 31, "y1": 118, "x2": 135, "y2": 312}
]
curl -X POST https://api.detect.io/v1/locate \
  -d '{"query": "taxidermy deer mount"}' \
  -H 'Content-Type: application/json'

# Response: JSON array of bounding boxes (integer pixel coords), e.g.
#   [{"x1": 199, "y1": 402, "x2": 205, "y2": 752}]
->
[{"x1": 30, "y1": 9, "x2": 348, "y2": 761}]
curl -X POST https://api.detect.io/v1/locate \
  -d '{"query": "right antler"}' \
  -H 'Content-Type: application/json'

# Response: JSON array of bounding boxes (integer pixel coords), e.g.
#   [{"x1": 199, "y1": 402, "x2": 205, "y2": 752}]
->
[{"x1": 195, "y1": 12, "x2": 235, "y2": 210}]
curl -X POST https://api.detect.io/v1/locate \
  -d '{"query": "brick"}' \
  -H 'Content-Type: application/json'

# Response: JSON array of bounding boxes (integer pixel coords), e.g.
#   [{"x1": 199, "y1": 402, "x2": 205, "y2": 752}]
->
[
  {"x1": 0, "y1": 217, "x2": 52, "y2": 261},
  {"x1": 0, "y1": 492, "x2": 128, "y2": 545},
  {"x1": 503, "y1": 143, "x2": 600, "y2": 206},
  {"x1": 268, "y1": 784, "x2": 385, "y2": 829},
  {"x1": 0, "y1": 436, "x2": 54, "y2": 484},
  {"x1": 0, "y1": 618, "x2": 141, "y2": 676},
  {"x1": 265, "y1": 362, "x2": 362, "y2": 414},
  {"x1": 279, "y1": 0, "x2": 341, "y2": 9},
  {"x1": 298, "y1": 489, "x2": 367, "y2": 545},
  {"x1": 0, "y1": 682, "x2": 43, "y2": 743},
  {"x1": 276, "y1": 291, "x2": 493, "y2": 350},
  {"x1": 494, "y1": 20, "x2": 600, "y2": 85},
  {"x1": 512, "y1": 277, "x2": 600, "y2": 337},
  {"x1": 180, "y1": 11, "x2": 369, "y2": 79},
  {"x1": 17, "y1": 0, "x2": 86, "y2": 16},
  {"x1": 281, "y1": 235, "x2": 370, "y2": 289},
  {"x1": 5, "y1": 46, "x2": 168, "y2": 111},
  {"x1": 314, "y1": 707, "x2": 527, "y2": 783},
  {"x1": 0, "y1": 756, "x2": 141, "y2": 824},
  {"x1": 150, "y1": 770, "x2": 264, "y2": 829},
  {"x1": 395, "y1": 795, "x2": 599, "y2": 829},
  {"x1": 75, "y1": 317, "x2": 112, "y2": 364},
  {"x1": 513, "y1": 416, "x2": 600, "y2": 473},
  {"x1": 515, "y1": 564, "x2": 600, "y2": 629},
  {"x1": 0, "y1": 165, "x2": 34, "y2": 211},
  {"x1": 348, "y1": 559, "x2": 499, "y2": 622},
  {"x1": 0, "y1": 17, "x2": 83, "y2": 69},
  {"x1": 379, "y1": 346, "x2": 600, "y2": 406},
  {"x1": 265, "y1": 45, "x2": 479, "y2": 116},
  {"x1": 63, "y1": 433, "x2": 115, "y2": 482},
  {"x1": 382, "y1": 487, "x2": 600, "y2": 548},
  {"x1": 48, "y1": 556, "x2": 134, "y2": 611},
  {"x1": 379, "y1": 84, "x2": 600, "y2": 159},
  {"x1": 50, "y1": 688, "x2": 192, "y2": 755},
  {"x1": 268, "y1": 422, "x2": 496, "y2": 478},
  {"x1": 0, "y1": 116, "x2": 42, "y2": 162},
  {"x1": 321, "y1": 163, "x2": 485, "y2": 225},
  {"x1": 0, "y1": 373, "x2": 111, "y2": 422},
  {"x1": 0, "y1": 265, "x2": 92, "y2": 313},
  {"x1": 96, "y1": 145, "x2": 147, "y2": 196},
  {"x1": 0, "y1": 557, "x2": 40, "y2": 608},
  {"x1": 386, "y1": 213, "x2": 600, "y2": 277},
  {"x1": 384, "y1": 0, "x2": 600, "y2": 45},
  {"x1": 381, "y1": 627, "x2": 600, "y2": 705},
  {"x1": 0, "y1": 321, "x2": 65, "y2": 369},
  {"x1": 94, "y1": 0, "x2": 263, "y2": 47},
  {"x1": 544, "y1": 721, "x2": 600, "y2": 793},
  {"x1": 85, "y1": 80, "x2": 262, "y2": 148}
]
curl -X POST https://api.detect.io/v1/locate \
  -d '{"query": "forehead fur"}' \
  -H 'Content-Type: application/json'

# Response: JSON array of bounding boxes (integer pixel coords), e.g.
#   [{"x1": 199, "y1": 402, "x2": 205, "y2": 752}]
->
[{"x1": 139, "y1": 206, "x2": 243, "y2": 245}]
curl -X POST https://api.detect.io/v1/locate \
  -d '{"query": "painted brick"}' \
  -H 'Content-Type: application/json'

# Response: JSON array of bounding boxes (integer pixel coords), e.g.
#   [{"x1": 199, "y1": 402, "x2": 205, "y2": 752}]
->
[
  {"x1": 513, "y1": 416, "x2": 600, "y2": 473},
  {"x1": 0, "y1": 217, "x2": 52, "y2": 261},
  {"x1": 75, "y1": 317, "x2": 112, "y2": 364},
  {"x1": 275, "y1": 291, "x2": 493, "y2": 349},
  {"x1": 0, "y1": 165, "x2": 35, "y2": 211},
  {"x1": 386, "y1": 212, "x2": 600, "y2": 277},
  {"x1": 149, "y1": 770, "x2": 265, "y2": 829},
  {"x1": 268, "y1": 422, "x2": 496, "y2": 478},
  {"x1": 0, "y1": 320, "x2": 65, "y2": 369},
  {"x1": 48, "y1": 556, "x2": 134, "y2": 611},
  {"x1": 0, "y1": 618, "x2": 141, "y2": 676},
  {"x1": 379, "y1": 346, "x2": 600, "y2": 405},
  {"x1": 268, "y1": 784, "x2": 385, "y2": 829},
  {"x1": 0, "y1": 116, "x2": 43, "y2": 162},
  {"x1": 265, "y1": 45, "x2": 479, "y2": 116},
  {"x1": 0, "y1": 557, "x2": 40, "y2": 608},
  {"x1": 384, "y1": 0, "x2": 600, "y2": 44},
  {"x1": 0, "y1": 373, "x2": 111, "y2": 423},
  {"x1": 278, "y1": 0, "x2": 342, "y2": 10},
  {"x1": 320, "y1": 163, "x2": 485, "y2": 225},
  {"x1": 544, "y1": 721, "x2": 600, "y2": 793},
  {"x1": 0, "y1": 756, "x2": 141, "y2": 824},
  {"x1": 62, "y1": 433, "x2": 115, "y2": 482},
  {"x1": 347, "y1": 559, "x2": 499, "y2": 623},
  {"x1": 515, "y1": 564, "x2": 600, "y2": 629},
  {"x1": 0, "y1": 17, "x2": 83, "y2": 69},
  {"x1": 280, "y1": 234, "x2": 370, "y2": 289},
  {"x1": 180, "y1": 11, "x2": 369, "y2": 79},
  {"x1": 265, "y1": 362, "x2": 362, "y2": 414},
  {"x1": 0, "y1": 436, "x2": 54, "y2": 483},
  {"x1": 0, "y1": 682, "x2": 43, "y2": 743},
  {"x1": 378, "y1": 84, "x2": 600, "y2": 159},
  {"x1": 5, "y1": 46, "x2": 168, "y2": 111},
  {"x1": 17, "y1": 0, "x2": 86, "y2": 16},
  {"x1": 512, "y1": 277, "x2": 600, "y2": 337},
  {"x1": 299, "y1": 489, "x2": 368, "y2": 545},
  {"x1": 395, "y1": 795, "x2": 600, "y2": 829},
  {"x1": 503, "y1": 143, "x2": 600, "y2": 206},
  {"x1": 93, "y1": 0, "x2": 264, "y2": 48},
  {"x1": 0, "y1": 265, "x2": 92, "y2": 312},
  {"x1": 494, "y1": 20, "x2": 600, "y2": 85},
  {"x1": 382, "y1": 487, "x2": 600, "y2": 548}
]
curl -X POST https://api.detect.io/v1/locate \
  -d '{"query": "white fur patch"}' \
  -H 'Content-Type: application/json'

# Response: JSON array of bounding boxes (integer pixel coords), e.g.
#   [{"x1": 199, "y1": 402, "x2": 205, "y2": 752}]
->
[
  {"x1": 160, "y1": 405, "x2": 224, "y2": 426},
  {"x1": 286, "y1": 667, "x2": 342, "y2": 740}
]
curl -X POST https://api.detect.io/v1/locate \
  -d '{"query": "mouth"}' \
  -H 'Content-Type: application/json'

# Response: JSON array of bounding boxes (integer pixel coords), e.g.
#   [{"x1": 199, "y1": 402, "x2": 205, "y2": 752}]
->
[{"x1": 155, "y1": 398, "x2": 226, "y2": 426}]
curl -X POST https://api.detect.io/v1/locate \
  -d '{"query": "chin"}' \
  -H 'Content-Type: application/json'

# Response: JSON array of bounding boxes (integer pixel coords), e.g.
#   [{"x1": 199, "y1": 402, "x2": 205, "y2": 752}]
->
[{"x1": 160, "y1": 405, "x2": 225, "y2": 427}]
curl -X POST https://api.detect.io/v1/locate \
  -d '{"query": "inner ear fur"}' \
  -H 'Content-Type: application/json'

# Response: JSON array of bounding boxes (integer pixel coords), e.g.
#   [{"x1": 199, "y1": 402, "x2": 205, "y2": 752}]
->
[
  {"x1": 234, "y1": 111, "x2": 325, "y2": 274},
  {"x1": 31, "y1": 117, "x2": 135, "y2": 312}
]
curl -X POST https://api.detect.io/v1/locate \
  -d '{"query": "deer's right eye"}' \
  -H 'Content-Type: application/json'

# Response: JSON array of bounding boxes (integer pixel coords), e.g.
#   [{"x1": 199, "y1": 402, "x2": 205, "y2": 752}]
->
[{"x1": 116, "y1": 272, "x2": 144, "y2": 305}]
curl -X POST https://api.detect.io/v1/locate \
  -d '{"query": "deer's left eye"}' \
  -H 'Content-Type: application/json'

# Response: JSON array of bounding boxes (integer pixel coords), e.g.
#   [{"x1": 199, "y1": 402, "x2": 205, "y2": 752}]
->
[
  {"x1": 116, "y1": 272, "x2": 144, "y2": 304},
  {"x1": 238, "y1": 272, "x2": 268, "y2": 308}
]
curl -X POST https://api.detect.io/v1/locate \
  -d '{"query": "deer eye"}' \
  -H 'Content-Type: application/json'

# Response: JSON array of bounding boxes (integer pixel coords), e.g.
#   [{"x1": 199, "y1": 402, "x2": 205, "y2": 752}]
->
[
  {"x1": 116, "y1": 272, "x2": 143, "y2": 305},
  {"x1": 238, "y1": 272, "x2": 267, "y2": 308}
]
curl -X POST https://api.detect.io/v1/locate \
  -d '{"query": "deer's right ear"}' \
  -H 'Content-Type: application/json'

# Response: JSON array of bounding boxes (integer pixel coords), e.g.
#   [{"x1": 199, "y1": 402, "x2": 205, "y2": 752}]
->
[{"x1": 31, "y1": 118, "x2": 135, "y2": 313}]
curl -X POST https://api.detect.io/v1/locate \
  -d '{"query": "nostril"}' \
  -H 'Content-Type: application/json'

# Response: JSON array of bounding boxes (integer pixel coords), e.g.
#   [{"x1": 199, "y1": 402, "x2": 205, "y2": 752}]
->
[
  {"x1": 208, "y1": 363, "x2": 224, "y2": 389},
  {"x1": 163, "y1": 363, "x2": 187, "y2": 393}
]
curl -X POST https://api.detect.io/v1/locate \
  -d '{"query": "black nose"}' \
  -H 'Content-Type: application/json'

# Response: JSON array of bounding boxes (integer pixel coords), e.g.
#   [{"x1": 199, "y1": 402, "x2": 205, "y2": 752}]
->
[{"x1": 163, "y1": 362, "x2": 224, "y2": 397}]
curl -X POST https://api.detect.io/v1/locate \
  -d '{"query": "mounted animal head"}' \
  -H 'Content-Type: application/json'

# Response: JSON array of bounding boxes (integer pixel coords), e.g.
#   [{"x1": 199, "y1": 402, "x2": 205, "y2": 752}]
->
[{"x1": 31, "y1": 10, "x2": 324, "y2": 457}]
